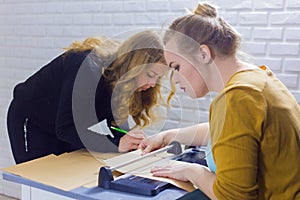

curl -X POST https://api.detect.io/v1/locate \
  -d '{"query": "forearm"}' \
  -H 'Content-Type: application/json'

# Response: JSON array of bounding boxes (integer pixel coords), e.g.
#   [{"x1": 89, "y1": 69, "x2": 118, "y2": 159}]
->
[
  {"x1": 162, "y1": 122, "x2": 210, "y2": 146},
  {"x1": 186, "y1": 164, "x2": 218, "y2": 200}
]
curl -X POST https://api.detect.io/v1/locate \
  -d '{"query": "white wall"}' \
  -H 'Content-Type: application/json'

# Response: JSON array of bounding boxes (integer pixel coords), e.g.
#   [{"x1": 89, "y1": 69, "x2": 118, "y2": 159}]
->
[{"x1": 0, "y1": 0, "x2": 299, "y2": 199}]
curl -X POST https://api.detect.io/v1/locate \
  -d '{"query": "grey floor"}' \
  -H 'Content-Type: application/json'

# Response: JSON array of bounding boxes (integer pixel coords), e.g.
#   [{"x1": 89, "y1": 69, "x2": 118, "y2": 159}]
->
[{"x1": 0, "y1": 194, "x2": 18, "y2": 200}]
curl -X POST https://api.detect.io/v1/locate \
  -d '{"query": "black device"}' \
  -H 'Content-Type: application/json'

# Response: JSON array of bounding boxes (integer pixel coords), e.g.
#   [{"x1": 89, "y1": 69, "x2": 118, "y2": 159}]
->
[
  {"x1": 98, "y1": 167, "x2": 171, "y2": 196},
  {"x1": 98, "y1": 143, "x2": 208, "y2": 196},
  {"x1": 98, "y1": 141, "x2": 182, "y2": 196},
  {"x1": 174, "y1": 148, "x2": 207, "y2": 166}
]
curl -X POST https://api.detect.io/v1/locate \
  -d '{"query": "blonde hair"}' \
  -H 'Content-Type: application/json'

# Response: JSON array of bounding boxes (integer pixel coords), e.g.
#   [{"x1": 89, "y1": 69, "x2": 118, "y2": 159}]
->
[
  {"x1": 103, "y1": 30, "x2": 172, "y2": 128},
  {"x1": 65, "y1": 36, "x2": 120, "y2": 66},
  {"x1": 64, "y1": 32, "x2": 173, "y2": 129},
  {"x1": 164, "y1": 2, "x2": 241, "y2": 58}
]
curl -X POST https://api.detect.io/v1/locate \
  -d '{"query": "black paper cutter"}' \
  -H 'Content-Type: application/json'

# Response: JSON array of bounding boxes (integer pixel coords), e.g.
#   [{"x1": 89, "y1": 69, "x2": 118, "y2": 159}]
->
[{"x1": 98, "y1": 141, "x2": 182, "y2": 196}]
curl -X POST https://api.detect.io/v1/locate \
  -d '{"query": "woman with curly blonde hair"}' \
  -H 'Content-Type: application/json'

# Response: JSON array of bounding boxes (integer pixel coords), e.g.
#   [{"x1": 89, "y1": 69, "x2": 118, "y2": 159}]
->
[{"x1": 7, "y1": 30, "x2": 171, "y2": 164}]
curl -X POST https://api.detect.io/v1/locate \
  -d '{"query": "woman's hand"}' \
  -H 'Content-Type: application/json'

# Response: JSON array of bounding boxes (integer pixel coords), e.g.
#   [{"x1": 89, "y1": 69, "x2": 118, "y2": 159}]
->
[
  {"x1": 151, "y1": 161, "x2": 196, "y2": 182},
  {"x1": 118, "y1": 130, "x2": 146, "y2": 152},
  {"x1": 138, "y1": 133, "x2": 167, "y2": 155},
  {"x1": 151, "y1": 161, "x2": 217, "y2": 200}
]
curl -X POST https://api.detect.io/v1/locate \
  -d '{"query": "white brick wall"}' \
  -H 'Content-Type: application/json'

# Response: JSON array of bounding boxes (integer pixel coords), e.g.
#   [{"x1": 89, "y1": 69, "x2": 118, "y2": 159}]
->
[{"x1": 0, "y1": 0, "x2": 299, "y2": 199}]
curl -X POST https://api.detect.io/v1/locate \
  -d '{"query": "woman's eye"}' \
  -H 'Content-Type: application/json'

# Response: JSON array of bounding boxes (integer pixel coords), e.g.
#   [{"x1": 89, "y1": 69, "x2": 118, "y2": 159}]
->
[{"x1": 147, "y1": 72, "x2": 155, "y2": 78}]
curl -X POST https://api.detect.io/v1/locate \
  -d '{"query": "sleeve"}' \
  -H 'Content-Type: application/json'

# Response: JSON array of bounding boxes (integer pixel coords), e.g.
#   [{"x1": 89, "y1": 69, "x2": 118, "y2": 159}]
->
[
  {"x1": 55, "y1": 52, "x2": 118, "y2": 152},
  {"x1": 211, "y1": 88, "x2": 266, "y2": 200},
  {"x1": 94, "y1": 78, "x2": 128, "y2": 147}
]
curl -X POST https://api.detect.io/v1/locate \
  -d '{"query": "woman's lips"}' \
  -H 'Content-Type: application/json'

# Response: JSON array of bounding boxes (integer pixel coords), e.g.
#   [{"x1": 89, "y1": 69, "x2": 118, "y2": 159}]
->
[{"x1": 140, "y1": 85, "x2": 150, "y2": 91}]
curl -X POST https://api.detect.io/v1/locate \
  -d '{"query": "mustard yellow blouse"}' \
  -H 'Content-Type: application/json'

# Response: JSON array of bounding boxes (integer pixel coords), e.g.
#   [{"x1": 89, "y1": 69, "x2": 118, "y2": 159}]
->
[{"x1": 209, "y1": 66, "x2": 300, "y2": 199}]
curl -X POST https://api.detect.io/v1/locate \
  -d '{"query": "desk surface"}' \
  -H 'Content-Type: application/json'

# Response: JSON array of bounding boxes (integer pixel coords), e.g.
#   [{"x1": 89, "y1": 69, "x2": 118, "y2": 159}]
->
[
  {"x1": 2, "y1": 149, "x2": 189, "y2": 199},
  {"x1": 3, "y1": 172, "x2": 187, "y2": 200}
]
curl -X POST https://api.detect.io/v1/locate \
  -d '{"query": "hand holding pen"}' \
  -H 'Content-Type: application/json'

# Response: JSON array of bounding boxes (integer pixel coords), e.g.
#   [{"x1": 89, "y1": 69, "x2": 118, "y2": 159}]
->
[{"x1": 112, "y1": 126, "x2": 147, "y2": 152}]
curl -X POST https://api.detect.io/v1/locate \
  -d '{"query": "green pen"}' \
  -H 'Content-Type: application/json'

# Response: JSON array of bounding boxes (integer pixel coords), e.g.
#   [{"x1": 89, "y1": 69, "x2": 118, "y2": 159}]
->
[{"x1": 110, "y1": 126, "x2": 128, "y2": 134}]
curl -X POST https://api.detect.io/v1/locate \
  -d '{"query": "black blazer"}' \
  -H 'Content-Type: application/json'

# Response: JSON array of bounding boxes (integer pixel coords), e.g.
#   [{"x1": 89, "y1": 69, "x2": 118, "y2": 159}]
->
[{"x1": 11, "y1": 50, "x2": 126, "y2": 155}]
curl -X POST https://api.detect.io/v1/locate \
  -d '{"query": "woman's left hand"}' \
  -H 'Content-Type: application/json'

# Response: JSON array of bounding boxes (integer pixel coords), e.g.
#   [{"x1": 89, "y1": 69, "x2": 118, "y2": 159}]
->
[
  {"x1": 118, "y1": 130, "x2": 146, "y2": 152},
  {"x1": 151, "y1": 161, "x2": 195, "y2": 182}
]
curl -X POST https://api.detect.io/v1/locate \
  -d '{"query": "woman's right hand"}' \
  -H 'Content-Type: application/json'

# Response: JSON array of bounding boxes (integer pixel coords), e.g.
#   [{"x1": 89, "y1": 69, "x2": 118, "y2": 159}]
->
[
  {"x1": 138, "y1": 132, "x2": 168, "y2": 155},
  {"x1": 118, "y1": 129, "x2": 146, "y2": 152}
]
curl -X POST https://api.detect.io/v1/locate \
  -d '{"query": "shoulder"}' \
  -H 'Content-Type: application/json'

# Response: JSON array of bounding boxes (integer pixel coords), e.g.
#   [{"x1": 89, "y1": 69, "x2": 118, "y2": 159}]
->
[
  {"x1": 210, "y1": 72, "x2": 267, "y2": 146},
  {"x1": 212, "y1": 85, "x2": 266, "y2": 117},
  {"x1": 214, "y1": 69, "x2": 268, "y2": 106},
  {"x1": 225, "y1": 69, "x2": 268, "y2": 93},
  {"x1": 62, "y1": 50, "x2": 92, "y2": 63},
  {"x1": 211, "y1": 70, "x2": 267, "y2": 125}
]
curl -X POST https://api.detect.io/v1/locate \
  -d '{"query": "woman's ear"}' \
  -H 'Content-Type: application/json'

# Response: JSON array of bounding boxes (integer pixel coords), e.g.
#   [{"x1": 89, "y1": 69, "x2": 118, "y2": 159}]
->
[{"x1": 198, "y1": 45, "x2": 213, "y2": 64}]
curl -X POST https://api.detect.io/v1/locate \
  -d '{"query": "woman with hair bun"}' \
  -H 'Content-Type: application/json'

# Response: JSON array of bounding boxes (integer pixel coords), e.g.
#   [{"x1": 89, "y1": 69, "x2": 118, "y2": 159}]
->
[
  {"x1": 139, "y1": 2, "x2": 300, "y2": 199},
  {"x1": 7, "y1": 30, "x2": 171, "y2": 164}
]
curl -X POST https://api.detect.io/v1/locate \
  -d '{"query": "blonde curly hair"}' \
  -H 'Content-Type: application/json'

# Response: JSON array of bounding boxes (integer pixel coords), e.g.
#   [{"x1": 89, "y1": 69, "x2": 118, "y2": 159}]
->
[
  {"x1": 66, "y1": 31, "x2": 174, "y2": 129},
  {"x1": 65, "y1": 36, "x2": 120, "y2": 66},
  {"x1": 104, "y1": 30, "x2": 173, "y2": 128}
]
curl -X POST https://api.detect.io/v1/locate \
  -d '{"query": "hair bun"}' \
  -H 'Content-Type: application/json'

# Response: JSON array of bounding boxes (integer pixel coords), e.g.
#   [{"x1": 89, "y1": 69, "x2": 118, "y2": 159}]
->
[{"x1": 193, "y1": 2, "x2": 218, "y2": 18}]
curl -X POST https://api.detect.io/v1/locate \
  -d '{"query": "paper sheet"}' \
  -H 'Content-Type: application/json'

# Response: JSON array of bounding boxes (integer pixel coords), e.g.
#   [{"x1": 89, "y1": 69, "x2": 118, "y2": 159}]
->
[
  {"x1": 104, "y1": 149, "x2": 196, "y2": 192},
  {"x1": 2, "y1": 150, "x2": 105, "y2": 191},
  {"x1": 2, "y1": 149, "x2": 196, "y2": 192}
]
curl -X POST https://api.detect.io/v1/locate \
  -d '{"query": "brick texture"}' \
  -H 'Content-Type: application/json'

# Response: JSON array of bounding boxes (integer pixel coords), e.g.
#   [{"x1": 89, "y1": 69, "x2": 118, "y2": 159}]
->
[{"x1": 1, "y1": 0, "x2": 300, "y2": 198}]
